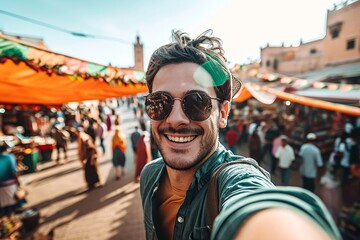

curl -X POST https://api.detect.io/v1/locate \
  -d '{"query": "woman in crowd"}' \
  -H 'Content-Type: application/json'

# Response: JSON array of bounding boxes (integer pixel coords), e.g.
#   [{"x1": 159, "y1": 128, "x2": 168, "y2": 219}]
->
[
  {"x1": 134, "y1": 125, "x2": 151, "y2": 182},
  {"x1": 111, "y1": 127, "x2": 127, "y2": 180}
]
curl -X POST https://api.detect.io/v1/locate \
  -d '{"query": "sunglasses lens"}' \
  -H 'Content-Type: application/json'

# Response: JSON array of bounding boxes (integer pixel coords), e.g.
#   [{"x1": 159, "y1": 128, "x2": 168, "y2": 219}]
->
[
  {"x1": 183, "y1": 92, "x2": 213, "y2": 121},
  {"x1": 145, "y1": 92, "x2": 173, "y2": 120}
]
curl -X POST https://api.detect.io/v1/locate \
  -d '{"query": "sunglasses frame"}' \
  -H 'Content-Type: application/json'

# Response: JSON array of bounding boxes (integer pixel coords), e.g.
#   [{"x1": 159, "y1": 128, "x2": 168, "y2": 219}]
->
[{"x1": 144, "y1": 90, "x2": 221, "y2": 121}]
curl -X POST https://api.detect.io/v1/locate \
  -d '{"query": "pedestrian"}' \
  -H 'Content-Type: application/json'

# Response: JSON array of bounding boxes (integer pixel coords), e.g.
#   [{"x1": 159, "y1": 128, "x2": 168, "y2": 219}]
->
[
  {"x1": 274, "y1": 135, "x2": 295, "y2": 186},
  {"x1": 51, "y1": 124, "x2": 69, "y2": 163},
  {"x1": 96, "y1": 118, "x2": 108, "y2": 155},
  {"x1": 114, "y1": 115, "x2": 121, "y2": 127},
  {"x1": 298, "y1": 132, "x2": 323, "y2": 192},
  {"x1": 134, "y1": 125, "x2": 151, "y2": 182},
  {"x1": 77, "y1": 126, "x2": 101, "y2": 190},
  {"x1": 111, "y1": 127, "x2": 127, "y2": 180},
  {"x1": 271, "y1": 126, "x2": 283, "y2": 174},
  {"x1": 130, "y1": 126, "x2": 141, "y2": 154},
  {"x1": 224, "y1": 125, "x2": 239, "y2": 154},
  {"x1": 319, "y1": 161, "x2": 340, "y2": 222},
  {"x1": 0, "y1": 142, "x2": 22, "y2": 216},
  {"x1": 248, "y1": 125, "x2": 262, "y2": 163},
  {"x1": 139, "y1": 30, "x2": 340, "y2": 239},
  {"x1": 83, "y1": 119, "x2": 96, "y2": 144}
]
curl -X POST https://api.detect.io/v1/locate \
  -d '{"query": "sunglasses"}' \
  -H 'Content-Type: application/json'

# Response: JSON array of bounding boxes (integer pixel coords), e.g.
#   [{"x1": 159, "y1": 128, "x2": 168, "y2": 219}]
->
[{"x1": 144, "y1": 90, "x2": 221, "y2": 121}]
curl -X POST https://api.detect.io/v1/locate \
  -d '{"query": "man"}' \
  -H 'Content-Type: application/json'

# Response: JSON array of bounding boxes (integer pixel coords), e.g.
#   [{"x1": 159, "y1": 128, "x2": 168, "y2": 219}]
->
[
  {"x1": 140, "y1": 30, "x2": 340, "y2": 240},
  {"x1": 274, "y1": 135, "x2": 295, "y2": 186},
  {"x1": 51, "y1": 124, "x2": 69, "y2": 163},
  {"x1": 299, "y1": 132, "x2": 323, "y2": 192},
  {"x1": 97, "y1": 118, "x2": 108, "y2": 155},
  {"x1": 130, "y1": 126, "x2": 141, "y2": 154}
]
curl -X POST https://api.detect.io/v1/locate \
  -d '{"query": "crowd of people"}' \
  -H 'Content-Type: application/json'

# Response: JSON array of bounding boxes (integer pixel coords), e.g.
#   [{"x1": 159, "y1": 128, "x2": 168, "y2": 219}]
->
[
  {"x1": 222, "y1": 113, "x2": 360, "y2": 223},
  {"x1": 0, "y1": 96, "x2": 155, "y2": 217}
]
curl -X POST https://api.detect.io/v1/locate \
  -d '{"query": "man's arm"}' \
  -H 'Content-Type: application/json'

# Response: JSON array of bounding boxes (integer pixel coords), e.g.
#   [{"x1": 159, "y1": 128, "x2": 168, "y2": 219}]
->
[
  {"x1": 234, "y1": 208, "x2": 331, "y2": 240},
  {"x1": 211, "y1": 187, "x2": 341, "y2": 240}
]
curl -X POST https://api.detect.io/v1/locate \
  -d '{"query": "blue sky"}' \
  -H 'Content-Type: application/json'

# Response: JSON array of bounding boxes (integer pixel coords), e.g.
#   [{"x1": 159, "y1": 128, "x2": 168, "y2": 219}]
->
[{"x1": 0, "y1": 0, "x2": 343, "y2": 69}]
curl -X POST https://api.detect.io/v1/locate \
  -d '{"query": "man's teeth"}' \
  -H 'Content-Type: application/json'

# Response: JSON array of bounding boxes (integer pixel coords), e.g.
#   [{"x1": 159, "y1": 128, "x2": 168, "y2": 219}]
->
[{"x1": 167, "y1": 135, "x2": 195, "y2": 143}]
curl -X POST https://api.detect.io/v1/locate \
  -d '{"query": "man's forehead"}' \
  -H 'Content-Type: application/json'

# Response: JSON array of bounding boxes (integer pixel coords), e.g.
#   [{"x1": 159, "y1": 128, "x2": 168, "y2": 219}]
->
[{"x1": 152, "y1": 63, "x2": 215, "y2": 91}]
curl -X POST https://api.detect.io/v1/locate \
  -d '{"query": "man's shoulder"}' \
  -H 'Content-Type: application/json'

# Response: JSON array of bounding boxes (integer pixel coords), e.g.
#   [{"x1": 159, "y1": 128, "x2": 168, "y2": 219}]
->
[
  {"x1": 142, "y1": 158, "x2": 164, "y2": 175},
  {"x1": 220, "y1": 155, "x2": 271, "y2": 181}
]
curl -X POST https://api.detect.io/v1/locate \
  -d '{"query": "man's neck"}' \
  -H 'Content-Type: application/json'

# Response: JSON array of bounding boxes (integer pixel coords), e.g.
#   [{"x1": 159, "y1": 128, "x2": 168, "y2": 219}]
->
[{"x1": 165, "y1": 167, "x2": 197, "y2": 191}]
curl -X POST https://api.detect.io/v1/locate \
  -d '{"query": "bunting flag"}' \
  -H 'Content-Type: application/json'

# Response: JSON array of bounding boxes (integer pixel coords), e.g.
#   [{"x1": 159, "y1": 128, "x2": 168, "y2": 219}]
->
[{"x1": 0, "y1": 35, "x2": 148, "y2": 104}]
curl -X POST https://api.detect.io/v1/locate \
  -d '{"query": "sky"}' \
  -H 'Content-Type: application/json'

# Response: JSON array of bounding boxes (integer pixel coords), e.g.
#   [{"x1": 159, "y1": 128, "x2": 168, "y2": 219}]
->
[{"x1": 0, "y1": 0, "x2": 345, "y2": 69}]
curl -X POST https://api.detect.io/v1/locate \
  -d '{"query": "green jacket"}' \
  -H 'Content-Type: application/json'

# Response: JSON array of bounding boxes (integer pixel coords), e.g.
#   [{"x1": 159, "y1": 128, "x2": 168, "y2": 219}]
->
[
  {"x1": 140, "y1": 143, "x2": 274, "y2": 239},
  {"x1": 140, "y1": 143, "x2": 341, "y2": 240}
]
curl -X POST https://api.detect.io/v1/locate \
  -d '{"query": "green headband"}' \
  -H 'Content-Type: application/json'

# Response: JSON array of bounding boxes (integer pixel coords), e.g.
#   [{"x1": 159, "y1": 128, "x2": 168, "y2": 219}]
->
[{"x1": 201, "y1": 52, "x2": 231, "y2": 87}]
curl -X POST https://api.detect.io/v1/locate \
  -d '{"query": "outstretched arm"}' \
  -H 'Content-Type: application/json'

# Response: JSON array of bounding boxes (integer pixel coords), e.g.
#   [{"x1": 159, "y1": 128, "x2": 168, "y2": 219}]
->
[{"x1": 234, "y1": 208, "x2": 331, "y2": 240}]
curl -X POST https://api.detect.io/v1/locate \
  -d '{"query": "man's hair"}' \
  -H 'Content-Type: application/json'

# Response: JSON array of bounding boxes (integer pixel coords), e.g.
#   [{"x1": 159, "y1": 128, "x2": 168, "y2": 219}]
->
[{"x1": 146, "y1": 30, "x2": 240, "y2": 101}]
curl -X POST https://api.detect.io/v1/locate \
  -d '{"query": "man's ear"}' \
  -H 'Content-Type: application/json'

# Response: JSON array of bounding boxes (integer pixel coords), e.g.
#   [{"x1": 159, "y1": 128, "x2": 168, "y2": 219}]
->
[{"x1": 219, "y1": 100, "x2": 230, "y2": 128}]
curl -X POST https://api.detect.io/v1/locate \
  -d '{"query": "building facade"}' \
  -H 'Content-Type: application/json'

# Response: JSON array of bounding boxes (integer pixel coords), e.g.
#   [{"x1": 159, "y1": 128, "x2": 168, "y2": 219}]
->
[{"x1": 260, "y1": 0, "x2": 360, "y2": 75}]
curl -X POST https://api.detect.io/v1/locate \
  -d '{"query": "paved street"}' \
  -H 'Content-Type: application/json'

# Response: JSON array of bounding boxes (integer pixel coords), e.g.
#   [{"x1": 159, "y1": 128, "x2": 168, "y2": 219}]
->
[
  {"x1": 19, "y1": 105, "x2": 340, "y2": 239},
  {"x1": 20, "y1": 105, "x2": 146, "y2": 240}
]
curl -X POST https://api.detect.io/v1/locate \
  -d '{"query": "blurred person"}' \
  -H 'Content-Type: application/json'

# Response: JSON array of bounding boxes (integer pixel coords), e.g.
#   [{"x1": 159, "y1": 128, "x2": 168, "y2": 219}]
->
[
  {"x1": 96, "y1": 118, "x2": 108, "y2": 155},
  {"x1": 130, "y1": 126, "x2": 141, "y2": 154},
  {"x1": 135, "y1": 125, "x2": 151, "y2": 182},
  {"x1": 85, "y1": 119, "x2": 97, "y2": 144},
  {"x1": 0, "y1": 142, "x2": 21, "y2": 216},
  {"x1": 77, "y1": 127, "x2": 101, "y2": 190},
  {"x1": 224, "y1": 125, "x2": 239, "y2": 154},
  {"x1": 274, "y1": 135, "x2": 295, "y2": 186},
  {"x1": 248, "y1": 125, "x2": 262, "y2": 163},
  {"x1": 51, "y1": 125, "x2": 69, "y2": 163},
  {"x1": 111, "y1": 127, "x2": 127, "y2": 180},
  {"x1": 139, "y1": 30, "x2": 340, "y2": 240},
  {"x1": 319, "y1": 161, "x2": 340, "y2": 222},
  {"x1": 271, "y1": 125, "x2": 284, "y2": 174},
  {"x1": 114, "y1": 114, "x2": 121, "y2": 127},
  {"x1": 298, "y1": 133, "x2": 323, "y2": 192}
]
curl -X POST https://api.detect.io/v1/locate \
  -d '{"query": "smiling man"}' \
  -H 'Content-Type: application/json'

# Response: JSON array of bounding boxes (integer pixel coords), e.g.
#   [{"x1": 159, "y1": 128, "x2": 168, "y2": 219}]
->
[{"x1": 139, "y1": 30, "x2": 341, "y2": 240}]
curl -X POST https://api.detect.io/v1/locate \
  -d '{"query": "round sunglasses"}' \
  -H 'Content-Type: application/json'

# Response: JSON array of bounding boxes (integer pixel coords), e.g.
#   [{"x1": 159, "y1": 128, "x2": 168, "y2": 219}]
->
[{"x1": 144, "y1": 90, "x2": 221, "y2": 121}]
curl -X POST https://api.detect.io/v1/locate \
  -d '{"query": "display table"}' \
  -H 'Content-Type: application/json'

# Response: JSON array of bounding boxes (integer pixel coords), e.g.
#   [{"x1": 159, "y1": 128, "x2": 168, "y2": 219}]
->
[
  {"x1": 36, "y1": 144, "x2": 54, "y2": 162},
  {"x1": 33, "y1": 136, "x2": 55, "y2": 162}
]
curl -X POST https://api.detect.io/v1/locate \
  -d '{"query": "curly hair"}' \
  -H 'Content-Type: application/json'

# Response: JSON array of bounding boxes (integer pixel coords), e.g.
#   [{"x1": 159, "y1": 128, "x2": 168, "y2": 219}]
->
[{"x1": 146, "y1": 30, "x2": 238, "y2": 101}]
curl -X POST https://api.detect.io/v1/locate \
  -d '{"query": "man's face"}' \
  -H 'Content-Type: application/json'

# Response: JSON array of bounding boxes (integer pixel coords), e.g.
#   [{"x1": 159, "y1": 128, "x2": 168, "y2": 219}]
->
[{"x1": 150, "y1": 62, "x2": 229, "y2": 171}]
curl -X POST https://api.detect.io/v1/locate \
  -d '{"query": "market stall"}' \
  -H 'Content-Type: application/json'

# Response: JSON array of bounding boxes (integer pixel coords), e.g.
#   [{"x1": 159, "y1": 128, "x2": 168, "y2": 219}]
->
[{"x1": 0, "y1": 34, "x2": 149, "y2": 173}]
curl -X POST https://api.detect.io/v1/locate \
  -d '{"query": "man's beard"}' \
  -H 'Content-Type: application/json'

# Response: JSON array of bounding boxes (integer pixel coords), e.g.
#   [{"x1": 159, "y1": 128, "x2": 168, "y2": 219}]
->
[{"x1": 155, "y1": 126, "x2": 218, "y2": 171}]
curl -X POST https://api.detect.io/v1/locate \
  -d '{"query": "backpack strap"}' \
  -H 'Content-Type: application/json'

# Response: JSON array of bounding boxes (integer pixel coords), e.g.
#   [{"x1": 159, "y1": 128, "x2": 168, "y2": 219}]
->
[{"x1": 206, "y1": 158, "x2": 270, "y2": 230}]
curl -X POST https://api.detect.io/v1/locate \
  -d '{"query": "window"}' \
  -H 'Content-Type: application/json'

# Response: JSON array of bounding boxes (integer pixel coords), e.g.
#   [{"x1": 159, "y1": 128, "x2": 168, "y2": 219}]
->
[
  {"x1": 329, "y1": 22, "x2": 342, "y2": 39},
  {"x1": 331, "y1": 29, "x2": 339, "y2": 39},
  {"x1": 266, "y1": 60, "x2": 271, "y2": 67},
  {"x1": 273, "y1": 59, "x2": 278, "y2": 71},
  {"x1": 347, "y1": 39, "x2": 355, "y2": 50},
  {"x1": 310, "y1": 48, "x2": 317, "y2": 54}
]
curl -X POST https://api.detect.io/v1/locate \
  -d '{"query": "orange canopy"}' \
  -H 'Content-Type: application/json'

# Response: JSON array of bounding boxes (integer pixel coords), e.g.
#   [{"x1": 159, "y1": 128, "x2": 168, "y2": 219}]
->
[
  {"x1": 234, "y1": 82, "x2": 360, "y2": 117},
  {"x1": 0, "y1": 35, "x2": 148, "y2": 105}
]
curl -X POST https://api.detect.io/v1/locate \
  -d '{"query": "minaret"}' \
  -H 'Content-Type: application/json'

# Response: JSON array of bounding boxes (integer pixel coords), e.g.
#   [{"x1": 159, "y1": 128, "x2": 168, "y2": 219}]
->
[{"x1": 133, "y1": 35, "x2": 144, "y2": 71}]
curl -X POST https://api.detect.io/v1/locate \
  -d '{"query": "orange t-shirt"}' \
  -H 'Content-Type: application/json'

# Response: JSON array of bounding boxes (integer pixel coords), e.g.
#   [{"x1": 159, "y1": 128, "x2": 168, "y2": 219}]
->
[{"x1": 156, "y1": 173, "x2": 186, "y2": 240}]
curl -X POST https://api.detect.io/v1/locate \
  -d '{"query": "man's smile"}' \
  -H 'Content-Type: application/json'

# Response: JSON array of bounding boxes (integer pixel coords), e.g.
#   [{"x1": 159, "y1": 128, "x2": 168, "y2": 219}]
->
[{"x1": 165, "y1": 135, "x2": 197, "y2": 143}]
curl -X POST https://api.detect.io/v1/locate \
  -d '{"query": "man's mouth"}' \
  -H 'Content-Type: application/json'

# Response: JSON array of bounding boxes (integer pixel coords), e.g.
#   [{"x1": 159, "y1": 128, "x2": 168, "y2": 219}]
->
[{"x1": 166, "y1": 135, "x2": 196, "y2": 143}]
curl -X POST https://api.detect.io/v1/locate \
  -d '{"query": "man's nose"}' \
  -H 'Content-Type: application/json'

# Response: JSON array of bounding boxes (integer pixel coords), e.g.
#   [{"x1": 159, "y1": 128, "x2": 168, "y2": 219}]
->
[{"x1": 165, "y1": 99, "x2": 190, "y2": 126}]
